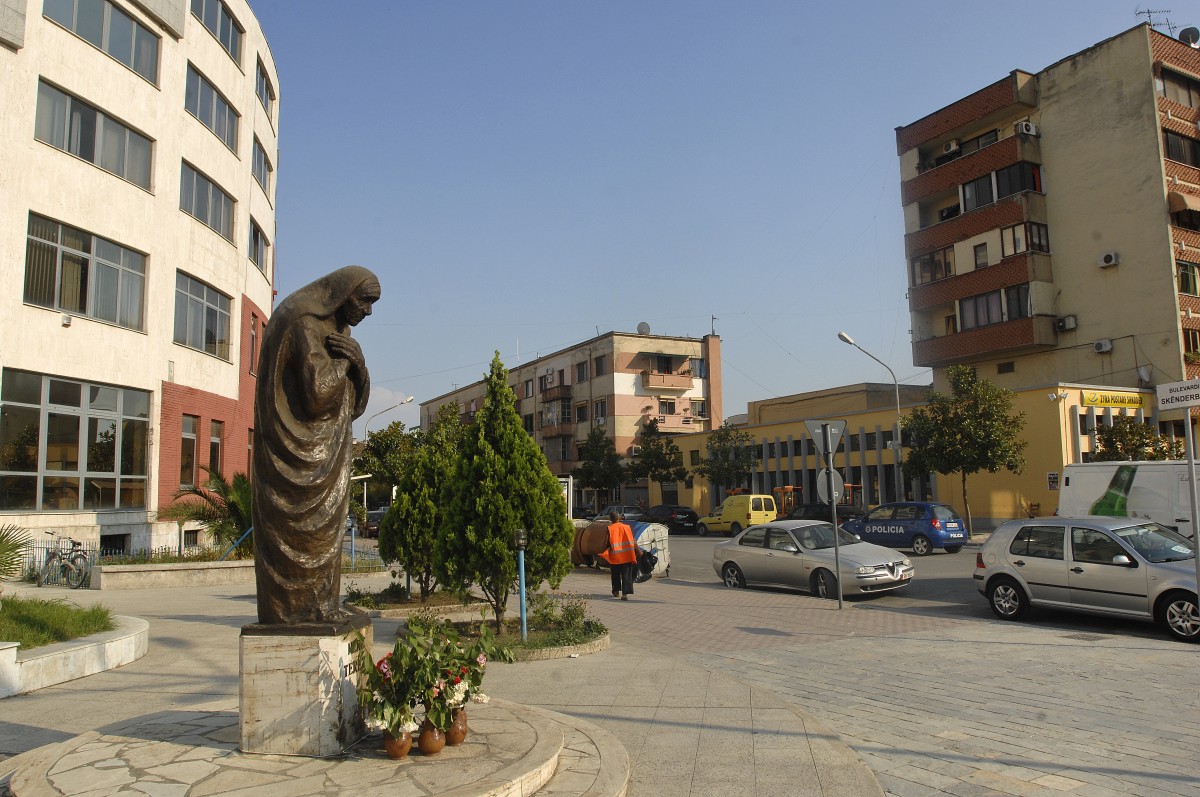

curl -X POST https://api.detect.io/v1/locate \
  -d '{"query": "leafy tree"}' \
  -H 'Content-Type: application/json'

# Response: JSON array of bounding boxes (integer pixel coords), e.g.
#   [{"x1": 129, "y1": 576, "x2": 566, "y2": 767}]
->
[
  {"x1": 158, "y1": 466, "x2": 254, "y2": 557},
  {"x1": 380, "y1": 404, "x2": 464, "y2": 600},
  {"x1": 572, "y1": 426, "x2": 626, "y2": 514},
  {"x1": 438, "y1": 353, "x2": 574, "y2": 629},
  {"x1": 1091, "y1": 415, "x2": 1184, "y2": 461},
  {"x1": 356, "y1": 419, "x2": 417, "y2": 508},
  {"x1": 692, "y1": 421, "x2": 756, "y2": 502},
  {"x1": 901, "y1": 365, "x2": 1027, "y2": 532},
  {"x1": 626, "y1": 417, "x2": 688, "y2": 485}
]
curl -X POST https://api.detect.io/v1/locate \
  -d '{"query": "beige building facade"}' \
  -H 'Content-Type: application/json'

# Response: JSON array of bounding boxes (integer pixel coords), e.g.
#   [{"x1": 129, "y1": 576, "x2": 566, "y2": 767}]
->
[{"x1": 421, "y1": 331, "x2": 722, "y2": 509}]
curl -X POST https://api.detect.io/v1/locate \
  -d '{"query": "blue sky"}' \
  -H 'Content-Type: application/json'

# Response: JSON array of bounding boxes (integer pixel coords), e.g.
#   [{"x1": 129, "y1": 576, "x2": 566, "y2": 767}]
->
[{"x1": 249, "y1": 1, "x2": 1191, "y2": 436}]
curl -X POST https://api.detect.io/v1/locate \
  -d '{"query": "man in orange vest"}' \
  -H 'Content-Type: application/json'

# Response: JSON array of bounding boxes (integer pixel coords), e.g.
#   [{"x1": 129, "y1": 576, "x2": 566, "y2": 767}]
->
[{"x1": 601, "y1": 511, "x2": 640, "y2": 600}]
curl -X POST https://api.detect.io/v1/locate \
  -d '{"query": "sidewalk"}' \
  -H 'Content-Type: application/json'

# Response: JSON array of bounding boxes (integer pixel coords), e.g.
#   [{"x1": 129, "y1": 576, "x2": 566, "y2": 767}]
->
[{"x1": 0, "y1": 574, "x2": 882, "y2": 797}]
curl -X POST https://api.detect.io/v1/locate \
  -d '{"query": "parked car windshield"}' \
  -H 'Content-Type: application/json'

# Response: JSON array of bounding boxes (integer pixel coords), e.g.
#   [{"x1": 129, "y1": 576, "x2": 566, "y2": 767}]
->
[
  {"x1": 794, "y1": 523, "x2": 863, "y2": 550},
  {"x1": 1110, "y1": 522, "x2": 1195, "y2": 563}
]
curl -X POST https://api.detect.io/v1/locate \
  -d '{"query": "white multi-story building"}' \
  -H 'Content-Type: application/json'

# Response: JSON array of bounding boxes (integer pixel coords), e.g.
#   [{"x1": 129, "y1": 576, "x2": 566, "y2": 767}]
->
[{"x1": 0, "y1": 0, "x2": 277, "y2": 551}]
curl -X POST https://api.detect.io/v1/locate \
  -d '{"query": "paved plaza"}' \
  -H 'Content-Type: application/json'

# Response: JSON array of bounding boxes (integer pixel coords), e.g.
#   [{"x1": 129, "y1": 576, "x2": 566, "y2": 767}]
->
[{"x1": 2, "y1": 555, "x2": 1199, "y2": 796}]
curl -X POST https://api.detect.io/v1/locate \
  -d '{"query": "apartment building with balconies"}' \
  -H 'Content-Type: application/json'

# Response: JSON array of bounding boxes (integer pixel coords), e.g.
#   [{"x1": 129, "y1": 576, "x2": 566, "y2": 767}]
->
[
  {"x1": 420, "y1": 331, "x2": 722, "y2": 507},
  {"x1": 896, "y1": 24, "x2": 1200, "y2": 401}
]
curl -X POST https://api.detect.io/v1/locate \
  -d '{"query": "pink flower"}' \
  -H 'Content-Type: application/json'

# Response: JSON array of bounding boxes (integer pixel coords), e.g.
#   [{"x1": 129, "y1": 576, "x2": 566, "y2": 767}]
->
[{"x1": 476, "y1": 654, "x2": 487, "y2": 666}]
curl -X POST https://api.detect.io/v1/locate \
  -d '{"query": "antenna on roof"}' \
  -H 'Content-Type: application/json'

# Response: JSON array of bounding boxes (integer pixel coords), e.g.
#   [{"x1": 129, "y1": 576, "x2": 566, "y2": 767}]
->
[
  {"x1": 1181, "y1": 26, "x2": 1200, "y2": 46},
  {"x1": 636, "y1": 321, "x2": 650, "y2": 335},
  {"x1": 1136, "y1": 7, "x2": 1180, "y2": 35}
]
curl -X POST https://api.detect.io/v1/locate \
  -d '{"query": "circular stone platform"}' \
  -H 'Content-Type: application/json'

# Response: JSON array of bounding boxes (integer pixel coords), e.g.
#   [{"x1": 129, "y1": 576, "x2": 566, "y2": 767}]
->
[{"x1": 2, "y1": 699, "x2": 576, "y2": 797}]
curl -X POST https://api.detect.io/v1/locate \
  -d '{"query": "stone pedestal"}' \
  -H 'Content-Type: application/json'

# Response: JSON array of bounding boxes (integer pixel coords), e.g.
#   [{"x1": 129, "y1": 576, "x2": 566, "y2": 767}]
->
[{"x1": 239, "y1": 615, "x2": 372, "y2": 757}]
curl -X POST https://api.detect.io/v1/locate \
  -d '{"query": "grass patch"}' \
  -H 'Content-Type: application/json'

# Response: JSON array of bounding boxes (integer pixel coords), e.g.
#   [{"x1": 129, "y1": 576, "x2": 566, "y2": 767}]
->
[
  {"x1": 0, "y1": 596, "x2": 116, "y2": 650},
  {"x1": 345, "y1": 579, "x2": 478, "y2": 610},
  {"x1": 406, "y1": 591, "x2": 608, "y2": 652}
]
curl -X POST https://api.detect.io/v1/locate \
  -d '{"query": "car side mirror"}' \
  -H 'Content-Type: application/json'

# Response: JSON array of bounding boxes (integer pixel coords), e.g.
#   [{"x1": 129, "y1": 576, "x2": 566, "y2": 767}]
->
[
  {"x1": 1111, "y1": 554, "x2": 1135, "y2": 567},
  {"x1": 779, "y1": 542, "x2": 799, "y2": 553}
]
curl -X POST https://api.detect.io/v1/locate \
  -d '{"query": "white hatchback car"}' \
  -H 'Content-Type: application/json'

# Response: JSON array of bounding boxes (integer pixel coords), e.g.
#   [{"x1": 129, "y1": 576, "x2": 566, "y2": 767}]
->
[{"x1": 975, "y1": 516, "x2": 1198, "y2": 642}]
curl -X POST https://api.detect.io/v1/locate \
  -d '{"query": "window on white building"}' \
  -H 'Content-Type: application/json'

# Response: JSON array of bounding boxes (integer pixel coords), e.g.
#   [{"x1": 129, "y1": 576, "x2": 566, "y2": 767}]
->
[
  {"x1": 180, "y1": 162, "x2": 235, "y2": 241},
  {"x1": 35, "y1": 81, "x2": 152, "y2": 189},
  {"x1": 24, "y1": 213, "x2": 145, "y2": 330},
  {"x1": 174, "y1": 272, "x2": 231, "y2": 359},
  {"x1": 190, "y1": 0, "x2": 241, "y2": 63},
  {"x1": 43, "y1": 0, "x2": 160, "y2": 82},
  {"x1": 185, "y1": 64, "x2": 238, "y2": 150}
]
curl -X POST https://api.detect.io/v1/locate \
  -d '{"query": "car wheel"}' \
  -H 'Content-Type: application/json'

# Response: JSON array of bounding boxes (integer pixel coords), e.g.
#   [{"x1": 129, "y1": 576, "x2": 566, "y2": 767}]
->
[
  {"x1": 944, "y1": 545, "x2": 962, "y2": 554},
  {"x1": 911, "y1": 534, "x2": 932, "y2": 556},
  {"x1": 987, "y1": 577, "x2": 1028, "y2": 620},
  {"x1": 729, "y1": 523, "x2": 741, "y2": 538},
  {"x1": 698, "y1": 523, "x2": 710, "y2": 537},
  {"x1": 811, "y1": 569, "x2": 838, "y2": 600},
  {"x1": 721, "y1": 563, "x2": 745, "y2": 589},
  {"x1": 1156, "y1": 591, "x2": 1200, "y2": 642}
]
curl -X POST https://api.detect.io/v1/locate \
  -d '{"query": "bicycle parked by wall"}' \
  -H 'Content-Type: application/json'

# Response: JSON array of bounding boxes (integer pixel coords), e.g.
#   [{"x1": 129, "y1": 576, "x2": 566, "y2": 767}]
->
[{"x1": 39, "y1": 532, "x2": 89, "y2": 589}]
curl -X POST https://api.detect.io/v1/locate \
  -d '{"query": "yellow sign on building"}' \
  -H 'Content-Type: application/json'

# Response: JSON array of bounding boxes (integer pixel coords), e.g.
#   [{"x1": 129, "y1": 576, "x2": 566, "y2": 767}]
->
[{"x1": 1079, "y1": 390, "x2": 1149, "y2": 409}]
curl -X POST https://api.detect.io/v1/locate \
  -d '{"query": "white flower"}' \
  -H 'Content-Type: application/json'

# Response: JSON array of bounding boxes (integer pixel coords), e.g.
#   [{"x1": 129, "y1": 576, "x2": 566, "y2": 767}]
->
[
  {"x1": 470, "y1": 692, "x2": 490, "y2": 704},
  {"x1": 365, "y1": 716, "x2": 386, "y2": 731},
  {"x1": 401, "y1": 718, "x2": 419, "y2": 734}
]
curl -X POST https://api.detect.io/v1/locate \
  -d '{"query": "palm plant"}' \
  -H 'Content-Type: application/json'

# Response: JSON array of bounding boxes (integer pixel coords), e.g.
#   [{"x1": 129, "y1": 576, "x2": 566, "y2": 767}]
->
[
  {"x1": 0, "y1": 523, "x2": 32, "y2": 608},
  {"x1": 158, "y1": 467, "x2": 253, "y2": 557}
]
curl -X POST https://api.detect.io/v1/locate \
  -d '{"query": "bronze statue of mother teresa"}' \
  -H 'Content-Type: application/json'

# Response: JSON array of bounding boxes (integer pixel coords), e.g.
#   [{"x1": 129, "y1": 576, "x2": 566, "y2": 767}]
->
[{"x1": 251, "y1": 266, "x2": 380, "y2": 626}]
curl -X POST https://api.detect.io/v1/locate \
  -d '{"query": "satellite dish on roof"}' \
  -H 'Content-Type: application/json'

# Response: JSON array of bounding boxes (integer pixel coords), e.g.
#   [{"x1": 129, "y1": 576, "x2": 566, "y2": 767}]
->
[
  {"x1": 1181, "y1": 27, "x2": 1200, "y2": 46},
  {"x1": 637, "y1": 322, "x2": 650, "y2": 335}
]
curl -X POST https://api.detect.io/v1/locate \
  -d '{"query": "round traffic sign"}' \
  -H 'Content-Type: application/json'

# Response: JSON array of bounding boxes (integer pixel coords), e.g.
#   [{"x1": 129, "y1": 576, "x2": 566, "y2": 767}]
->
[{"x1": 816, "y1": 468, "x2": 844, "y2": 504}]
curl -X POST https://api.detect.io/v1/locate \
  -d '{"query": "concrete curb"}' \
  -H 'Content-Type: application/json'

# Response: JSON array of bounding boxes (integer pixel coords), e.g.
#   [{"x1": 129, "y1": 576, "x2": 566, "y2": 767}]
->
[
  {"x1": 513, "y1": 633, "x2": 610, "y2": 661},
  {"x1": 0, "y1": 615, "x2": 148, "y2": 698}
]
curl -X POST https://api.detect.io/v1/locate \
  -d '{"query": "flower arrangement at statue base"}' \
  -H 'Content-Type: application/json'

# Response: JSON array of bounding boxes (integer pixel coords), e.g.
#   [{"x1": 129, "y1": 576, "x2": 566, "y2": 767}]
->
[{"x1": 355, "y1": 616, "x2": 512, "y2": 757}]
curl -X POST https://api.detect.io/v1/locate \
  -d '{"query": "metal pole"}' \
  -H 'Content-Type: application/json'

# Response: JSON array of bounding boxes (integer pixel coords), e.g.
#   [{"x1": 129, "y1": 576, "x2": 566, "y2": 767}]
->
[
  {"x1": 838, "y1": 333, "x2": 903, "y2": 501},
  {"x1": 518, "y1": 548, "x2": 528, "y2": 641},
  {"x1": 1186, "y1": 418, "x2": 1200, "y2": 594},
  {"x1": 824, "y1": 424, "x2": 844, "y2": 610}
]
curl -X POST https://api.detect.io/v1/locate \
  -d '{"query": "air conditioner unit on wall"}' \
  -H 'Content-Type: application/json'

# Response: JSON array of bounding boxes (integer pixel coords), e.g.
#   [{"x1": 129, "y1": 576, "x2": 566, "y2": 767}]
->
[
  {"x1": 1056, "y1": 315, "x2": 1077, "y2": 332},
  {"x1": 1016, "y1": 120, "x2": 1039, "y2": 136},
  {"x1": 942, "y1": 139, "x2": 960, "y2": 154},
  {"x1": 629, "y1": 445, "x2": 642, "y2": 457},
  {"x1": 1094, "y1": 339, "x2": 1114, "y2": 354},
  {"x1": 1098, "y1": 251, "x2": 1119, "y2": 268}
]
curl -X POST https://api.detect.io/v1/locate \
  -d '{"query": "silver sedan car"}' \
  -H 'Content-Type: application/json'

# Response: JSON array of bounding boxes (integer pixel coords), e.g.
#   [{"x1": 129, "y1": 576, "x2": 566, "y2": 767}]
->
[
  {"x1": 712, "y1": 520, "x2": 914, "y2": 598},
  {"x1": 975, "y1": 516, "x2": 1198, "y2": 642}
]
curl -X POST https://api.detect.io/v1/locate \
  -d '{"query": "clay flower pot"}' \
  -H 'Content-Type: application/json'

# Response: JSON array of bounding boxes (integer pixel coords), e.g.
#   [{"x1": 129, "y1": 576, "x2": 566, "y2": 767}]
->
[
  {"x1": 446, "y1": 708, "x2": 468, "y2": 746},
  {"x1": 417, "y1": 719, "x2": 446, "y2": 756},
  {"x1": 382, "y1": 729, "x2": 413, "y2": 759}
]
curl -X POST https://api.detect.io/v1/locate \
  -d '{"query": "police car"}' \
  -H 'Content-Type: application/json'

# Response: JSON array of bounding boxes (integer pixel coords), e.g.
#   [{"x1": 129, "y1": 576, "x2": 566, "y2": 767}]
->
[{"x1": 840, "y1": 501, "x2": 967, "y2": 556}]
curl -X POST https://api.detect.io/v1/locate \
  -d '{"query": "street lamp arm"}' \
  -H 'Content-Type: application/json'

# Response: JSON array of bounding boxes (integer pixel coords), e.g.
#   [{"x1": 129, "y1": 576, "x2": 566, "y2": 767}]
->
[
  {"x1": 363, "y1": 395, "x2": 414, "y2": 437},
  {"x1": 838, "y1": 331, "x2": 904, "y2": 501}
]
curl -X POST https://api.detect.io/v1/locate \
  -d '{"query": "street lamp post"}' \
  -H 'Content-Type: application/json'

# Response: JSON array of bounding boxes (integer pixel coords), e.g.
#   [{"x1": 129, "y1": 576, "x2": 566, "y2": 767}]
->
[
  {"x1": 837, "y1": 332, "x2": 904, "y2": 502},
  {"x1": 363, "y1": 395, "x2": 414, "y2": 439}
]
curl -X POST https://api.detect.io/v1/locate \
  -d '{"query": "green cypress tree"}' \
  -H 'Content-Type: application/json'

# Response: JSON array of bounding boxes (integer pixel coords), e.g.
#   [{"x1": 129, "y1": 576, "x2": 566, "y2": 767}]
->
[
  {"x1": 380, "y1": 404, "x2": 463, "y2": 601},
  {"x1": 438, "y1": 352, "x2": 573, "y2": 629}
]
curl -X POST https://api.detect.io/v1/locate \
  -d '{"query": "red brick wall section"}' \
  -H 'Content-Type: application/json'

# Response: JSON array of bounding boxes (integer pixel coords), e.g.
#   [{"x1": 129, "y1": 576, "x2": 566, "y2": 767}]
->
[
  {"x1": 905, "y1": 196, "x2": 1027, "y2": 258},
  {"x1": 902, "y1": 137, "x2": 1021, "y2": 206},
  {"x1": 910, "y1": 255, "x2": 1031, "y2": 311},
  {"x1": 912, "y1": 317, "x2": 1035, "y2": 367},
  {"x1": 896, "y1": 75, "x2": 1019, "y2": 155},
  {"x1": 156, "y1": 294, "x2": 266, "y2": 511}
]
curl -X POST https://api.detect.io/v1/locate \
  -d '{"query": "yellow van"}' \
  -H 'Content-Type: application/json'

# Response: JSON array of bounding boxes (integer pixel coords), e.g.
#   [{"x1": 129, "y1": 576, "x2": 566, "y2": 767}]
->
[{"x1": 697, "y1": 494, "x2": 777, "y2": 537}]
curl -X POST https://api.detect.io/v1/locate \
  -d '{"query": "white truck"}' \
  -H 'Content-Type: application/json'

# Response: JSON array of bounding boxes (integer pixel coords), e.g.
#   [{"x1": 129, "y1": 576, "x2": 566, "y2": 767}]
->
[{"x1": 1058, "y1": 461, "x2": 1198, "y2": 539}]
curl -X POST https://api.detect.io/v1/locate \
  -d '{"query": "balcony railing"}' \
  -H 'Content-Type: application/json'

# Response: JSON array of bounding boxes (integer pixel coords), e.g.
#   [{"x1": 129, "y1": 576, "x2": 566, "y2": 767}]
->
[
  {"x1": 540, "y1": 384, "x2": 572, "y2": 401},
  {"x1": 640, "y1": 372, "x2": 694, "y2": 390},
  {"x1": 540, "y1": 419, "x2": 574, "y2": 438}
]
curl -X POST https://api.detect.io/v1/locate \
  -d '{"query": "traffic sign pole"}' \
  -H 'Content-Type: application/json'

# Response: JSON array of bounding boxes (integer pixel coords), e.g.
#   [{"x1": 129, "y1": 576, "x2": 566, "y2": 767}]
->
[
  {"x1": 1156, "y1": 379, "x2": 1200, "y2": 594},
  {"x1": 822, "y1": 423, "x2": 844, "y2": 610}
]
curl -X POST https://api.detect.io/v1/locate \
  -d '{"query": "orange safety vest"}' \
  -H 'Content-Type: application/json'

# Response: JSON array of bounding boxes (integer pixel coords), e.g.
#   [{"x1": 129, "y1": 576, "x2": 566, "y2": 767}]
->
[{"x1": 602, "y1": 522, "x2": 640, "y2": 565}]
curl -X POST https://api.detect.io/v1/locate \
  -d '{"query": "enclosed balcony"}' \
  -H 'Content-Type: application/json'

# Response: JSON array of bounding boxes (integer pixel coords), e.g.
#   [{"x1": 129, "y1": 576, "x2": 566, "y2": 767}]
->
[
  {"x1": 640, "y1": 371, "x2": 694, "y2": 391},
  {"x1": 912, "y1": 316, "x2": 1057, "y2": 367},
  {"x1": 909, "y1": 252, "x2": 1052, "y2": 313}
]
